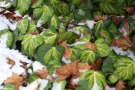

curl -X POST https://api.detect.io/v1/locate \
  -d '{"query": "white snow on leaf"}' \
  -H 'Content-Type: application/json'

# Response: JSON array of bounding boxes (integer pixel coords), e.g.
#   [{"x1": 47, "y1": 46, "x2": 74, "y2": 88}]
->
[
  {"x1": 67, "y1": 41, "x2": 87, "y2": 46},
  {"x1": 92, "y1": 74, "x2": 100, "y2": 90},
  {"x1": 32, "y1": 61, "x2": 44, "y2": 72},
  {"x1": 111, "y1": 46, "x2": 135, "y2": 62},
  {"x1": 38, "y1": 79, "x2": 49, "y2": 90},
  {"x1": 19, "y1": 80, "x2": 38, "y2": 90},
  {"x1": 0, "y1": 8, "x2": 4, "y2": 12},
  {"x1": 0, "y1": 33, "x2": 8, "y2": 48},
  {"x1": 0, "y1": 15, "x2": 18, "y2": 31},
  {"x1": 52, "y1": 82, "x2": 62, "y2": 90},
  {"x1": 72, "y1": 77, "x2": 80, "y2": 84},
  {"x1": 28, "y1": 69, "x2": 33, "y2": 74},
  {"x1": 52, "y1": 71, "x2": 58, "y2": 78},
  {"x1": 37, "y1": 18, "x2": 42, "y2": 27},
  {"x1": 62, "y1": 57, "x2": 71, "y2": 64},
  {"x1": 86, "y1": 20, "x2": 95, "y2": 30},
  {"x1": 14, "y1": 10, "x2": 22, "y2": 17},
  {"x1": 79, "y1": 69, "x2": 88, "y2": 73},
  {"x1": 68, "y1": 29, "x2": 80, "y2": 35},
  {"x1": 0, "y1": 1, "x2": 10, "y2": 7},
  {"x1": 77, "y1": 22, "x2": 86, "y2": 25},
  {"x1": 119, "y1": 27, "x2": 128, "y2": 37},
  {"x1": 105, "y1": 85, "x2": 115, "y2": 90}
]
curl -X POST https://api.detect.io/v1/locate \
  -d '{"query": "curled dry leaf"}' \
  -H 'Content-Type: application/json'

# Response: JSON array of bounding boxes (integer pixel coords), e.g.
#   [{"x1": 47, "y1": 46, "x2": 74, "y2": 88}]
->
[
  {"x1": 94, "y1": 15, "x2": 107, "y2": 21},
  {"x1": 84, "y1": 42, "x2": 97, "y2": 51},
  {"x1": 116, "y1": 80, "x2": 126, "y2": 90},
  {"x1": 4, "y1": 72, "x2": 23, "y2": 89},
  {"x1": 61, "y1": 41, "x2": 72, "y2": 59},
  {"x1": 56, "y1": 60, "x2": 80, "y2": 81},
  {"x1": 34, "y1": 66, "x2": 48, "y2": 79},
  {"x1": 123, "y1": 7, "x2": 135, "y2": 14},
  {"x1": 7, "y1": 58, "x2": 15, "y2": 66},
  {"x1": 91, "y1": 58, "x2": 103, "y2": 70},
  {"x1": 111, "y1": 16, "x2": 125, "y2": 24},
  {"x1": 115, "y1": 39, "x2": 128, "y2": 50}
]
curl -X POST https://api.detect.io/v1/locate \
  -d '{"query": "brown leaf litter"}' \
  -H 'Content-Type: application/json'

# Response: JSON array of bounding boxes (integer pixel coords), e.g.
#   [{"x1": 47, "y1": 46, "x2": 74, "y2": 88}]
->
[{"x1": 84, "y1": 42, "x2": 97, "y2": 51}]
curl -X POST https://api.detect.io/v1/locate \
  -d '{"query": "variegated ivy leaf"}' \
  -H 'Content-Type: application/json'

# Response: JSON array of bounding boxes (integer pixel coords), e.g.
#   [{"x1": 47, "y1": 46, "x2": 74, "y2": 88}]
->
[
  {"x1": 35, "y1": 43, "x2": 65, "y2": 65},
  {"x1": 59, "y1": 31, "x2": 79, "y2": 44},
  {"x1": 7, "y1": 31, "x2": 14, "y2": 48},
  {"x1": 45, "y1": 0, "x2": 61, "y2": 7},
  {"x1": 56, "y1": 3, "x2": 70, "y2": 16},
  {"x1": 128, "y1": 77, "x2": 135, "y2": 87},
  {"x1": 79, "y1": 34, "x2": 91, "y2": 42},
  {"x1": 70, "y1": 48, "x2": 81, "y2": 61},
  {"x1": 17, "y1": 17, "x2": 29, "y2": 34},
  {"x1": 52, "y1": 79, "x2": 66, "y2": 90},
  {"x1": 80, "y1": 48, "x2": 100, "y2": 64},
  {"x1": 100, "y1": 0, "x2": 119, "y2": 14},
  {"x1": 50, "y1": 14, "x2": 60, "y2": 29},
  {"x1": 68, "y1": 0, "x2": 82, "y2": 7},
  {"x1": 16, "y1": 0, "x2": 31, "y2": 15},
  {"x1": 27, "y1": 20, "x2": 38, "y2": 34},
  {"x1": 33, "y1": 5, "x2": 54, "y2": 25},
  {"x1": 47, "y1": 60, "x2": 62, "y2": 75},
  {"x1": 4, "y1": 83, "x2": 17, "y2": 90},
  {"x1": 22, "y1": 34, "x2": 44, "y2": 56},
  {"x1": 73, "y1": 25, "x2": 90, "y2": 33},
  {"x1": 32, "y1": 0, "x2": 43, "y2": 8},
  {"x1": 6, "y1": 0, "x2": 17, "y2": 6},
  {"x1": 114, "y1": 56, "x2": 135, "y2": 80},
  {"x1": 79, "y1": 70, "x2": 106, "y2": 90},
  {"x1": 95, "y1": 38, "x2": 111, "y2": 57},
  {"x1": 42, "y1": 26, "x2": 59, "y2": 45}
]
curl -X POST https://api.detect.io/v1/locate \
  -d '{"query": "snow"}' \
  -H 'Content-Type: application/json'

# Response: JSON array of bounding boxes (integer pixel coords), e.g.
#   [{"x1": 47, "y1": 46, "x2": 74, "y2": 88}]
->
[
  {"x1": 52, "y1": 82, "x2": 62, "y2": 90},
  {"x1": 37, "y1": 18, "x2": 42, "y2": 27},
  {"x1": 38, "y1": 79, "x2": 48, "y2": 90},
  {"x1": 28, "y1": 69, "x2": 33, "y2": 74},
  {"x1": 77, "y1": 22, "x2": 86, "y2": 25},
  {"x1": 86, "y1": 20, "x2": 95, "y2": 30},
  {"x1": 60, "y1": 23, "x2": 65, "y2": 29},
  {"x1": 58, "y1": 16, "x2": 63, "y2": 20},
  {"x1": 0, "y1": 1, "x2": 10, "y2": 7},
  {"x1": 19, "y1": 80, "x2": 38, "y2": 90},
  {"x1": 79, "y1": 69, "x2": 88, "y2": 73},
  {"x1": 14, "y1": 10, "x2": 22, "y2": 17},
  {"x1": 92, "y1": 74, "x2": 100, "y2": 90},
  {"x1": 62, "y1": 57, "x2": 71, "y2": 64},
  {"x1": 52, "y1": 71, "x2": 58, "y2": 78},
  {"x1": 72, "y1": 77, "x2": 80, "y2": 84},
  {"x1": 67, "y1": 41, "x2": 86, "y2": 46},
  {"x1": 68, "y1": 29, "x2": 80, "y2": 35},
  {"x1": 32, "y1": 61, "x2": 44, "y2": 72},
  {"x1": 111, "y1": 46, "x2": 135, "y2": 62},
  {"x1": 0, "y1": 8, "x2": 4, "y2": 12},
  {"x1": 119, "y1": 27, "x2": 128, "y2": 37},
  {"x1": 105, "y1": 85, "x2": 115, "y2": 90},
  {"x1": 0, "y1": 15, "x2": 18, "y2": 31},
  {"x1": 0, "y1": 33, "x2": 8, "y2": 48}
]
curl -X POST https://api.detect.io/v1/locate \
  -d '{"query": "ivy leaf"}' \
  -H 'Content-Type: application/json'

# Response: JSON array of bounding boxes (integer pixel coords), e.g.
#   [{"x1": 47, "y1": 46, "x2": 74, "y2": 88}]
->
[
  {"x1": 11, "y1": 30, "x2": 19, "y2": 49},
  {"x1": 16, "y1": 0, "x2": 31, "y2": 15},
  {"x1": 32, "y1": 0, "x2": 43, "y2": 8},
  {"x1": 27, "y1": 73, "x2": 39, "y2": 83},
  {"x1": 35, "y1": 43, "x2": 64, "y2": 65},
  {"x1": 68, "y1": 0, "x2": 82, "y2": 7},
  {"x1": 95, "y1": 38, "x2": 111, "y2": 57},
  {"x1": 17, "y1": 17, "x2": 29, "y2": 34},
  {"x1": 45, "y1": 0, "x2": 61, "y2": 7},
  {"x1": 128, "y1": 77, "x2": 135, "y2": 87},
  {"x1": 70, "y1": 48, "x2": 81, "y2": 61},
  {"x1": 22, "y1": 34, "x2": 44, "y2": 56},
  {"x1": 79, "y1": 70, "x2": 106, "y2": 90},
  {"x1": 4, "y1": 83, "x2": 17, "y2": 90},
  {"x1": 7, "y1": 31, "x2": 14, "y2": 48},
  {"x1": 57, "y1": 3, "x2": 70, "y2": 16},
  {"x1": 27, "y1": 20, "x2": 38, "y2": 34},
  {"x1": 47, "y1": 60, "x2": 62, "y2": 75},
  {"x1": 42, "y1": 26, "x2": 59, "y2": 45},
  {"x1": 73, "y1": 25, "x2": 90, "y2": 33},
  {"x1": 100, "y1": 0, "x2": 119, "y2": 14},
  {"x1": 80, "y1": 48, "x2": 100, "y2": 64},
  {"x1": 79, "y1": 34, "x2": 91, "y2": 42},
  {"x1": 59, "y1": 31, "x2": 79, "y2": 44},
  {"x1": 114, "y1": 56, "x2": 135, "y2": 80},
  {"x1": 108, "y1": 75, "x2": 118, "y2": 84},
  {"x1": 50, "y1": 14, "x2": 60, "y2": 29},
  {"x1": 33, "y1": 5, "x2": 54, "y2": 25}
]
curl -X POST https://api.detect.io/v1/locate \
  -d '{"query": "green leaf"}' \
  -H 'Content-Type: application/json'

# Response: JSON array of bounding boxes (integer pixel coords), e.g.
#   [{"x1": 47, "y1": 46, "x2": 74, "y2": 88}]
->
[
  {"x1": 45, "y1": 0, "x2": 61, "y2": 7},
  {"x1": 100, "y1": 0, "x2": 119, "y2": 14},
  {"x1": 56, "y1": 3, "x2": 70, "y2": 16},
  {"x1": 50, "y1": 14, "x2": 60, "y2": 29},
  {"x1": 7, "y1": 31, "x2": 13, "y2": 48},
  {"x1": 17, "y1": 17, "x2": 29, "y2": 34},
  {"x1": 16, "y1": 0, "x2": 31, "y2": 15},
  {"x1": 42, "y1": 26, "x2": 59, "y2": 45},
  {"x1": 109, "y1": 23, "x2": 121, "y2": 38},
  {"x1": 70, "y1": 48, "x2": 81, "y2": 61},
  {"x1": 79, "y1": 34, "x2": 91, "y2": 42},
  {"x1": 95, "y1": 38, "x2": 111, "y2": 57},
  {"x1": 73, "y1": 25, "x2": 90, "y2": 33},
  {"x1": 80, "y1": 48, "x2": 100, "y2": 64},
  {"x1": 22, "y1": 34, "x2": 44, "y2": 56},
  {"x1": 128, "y1": 77, "x2": 135, "y2": 87},
  {"x1": 79, "y1": 70, "x2": 106, "y2": 90},
  {"x1": 35, "y1": 43, "x2": 64, "y2": 65},
  {"x1": 47, "y1": 60, "x2": 62, "y2": 75},
  {"x1": 33, "y1": 5, "x2": 54, "y2": 25},
  {"x1": 114, "y1": 56, "x2": 135, "y2": 80},
  {"x1": 32, "y1": 0, "x2": 43, "y2": 8},
  {"x1": 27, "y1": 73, "x2": 39, "y2": 83},
  {"x1": 11, "y1": 30, "x2": 19, "y2": 49},
  {"x1": 108, "y1": 75, "x2": 118, "y2": 84},
  {"x1": 27, "y1": 20, "x2": 38, "y2": 34},
  {"x1": 69, "y1": 0, "x2": 82, "y2": 7},
  {"x1": 4, "y1": 83, "x2": 17, "y2": 90},
  {"x1": 59, "y1": 31, "x2": 79, "y2": 44}
]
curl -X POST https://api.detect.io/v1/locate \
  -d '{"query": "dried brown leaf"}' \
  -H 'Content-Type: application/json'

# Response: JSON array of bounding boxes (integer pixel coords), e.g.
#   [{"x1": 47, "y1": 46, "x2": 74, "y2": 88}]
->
[
  {"x1": 7, "y1": 58, "x2": 15, "y2": 66},
  {"x1": 4, "y1": 73, "x2": 23, "y2": 89},
  {"x1": 61, "y1": 41, "x2": 72, "y2": 59},
  {"x1": 56, "y1": 60, "x2": 80, "y2": 81},
  {"x1": 123, "y1": 7, "x2": 135, "y2": 14},
  {"x1": 84, "y1": 42, "x2": 97, "y2": 51},
  {"x1": 115, "y1": 39, "x2": 128, "y2": 50},
  {"x1": 91, "y1": 58, "x2": 103, "y2": 70},
  {"x1": 116, "y1": 80, "x2": 126, "y2": 90}
]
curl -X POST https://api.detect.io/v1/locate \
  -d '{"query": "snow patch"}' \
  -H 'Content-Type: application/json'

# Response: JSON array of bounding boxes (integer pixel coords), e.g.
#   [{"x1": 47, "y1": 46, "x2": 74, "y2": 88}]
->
[
  {"x1": 14, "y1": 10, "x2": 22, "y2": 17},
  {"x1": 92, "y1": 74, "x2": 100, "y2": 90},
  {"x1": 86, "y1": 20, "x2": 95, "y2": 30},
  {"x1": 67, "y1": 41, "x2": 86, "y2": 46},
  {"x1": 32, "y1": 61, "x2": 44, "y2": 72},
  {"x1": 62, "y1": 57, "x2": 71, "y2": 64},
  {"x1": 0, "y1": 33, "x2": 8, "y2": 48},
  {"x1": 105, "y1": 85, "x2": 115, "y2": 90},
  {"x1": 52, "y1": 82, "x2": 62, "y2": 90},
  {"x1": 0, "y1": 1, "x2": 10, "y2": 7},
  {"x1": 37, "y1": 18, "x2": 42, "y2": 27},
  {"x1": 72, "y1": 77, "x2": 80, "y2": 84}
]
